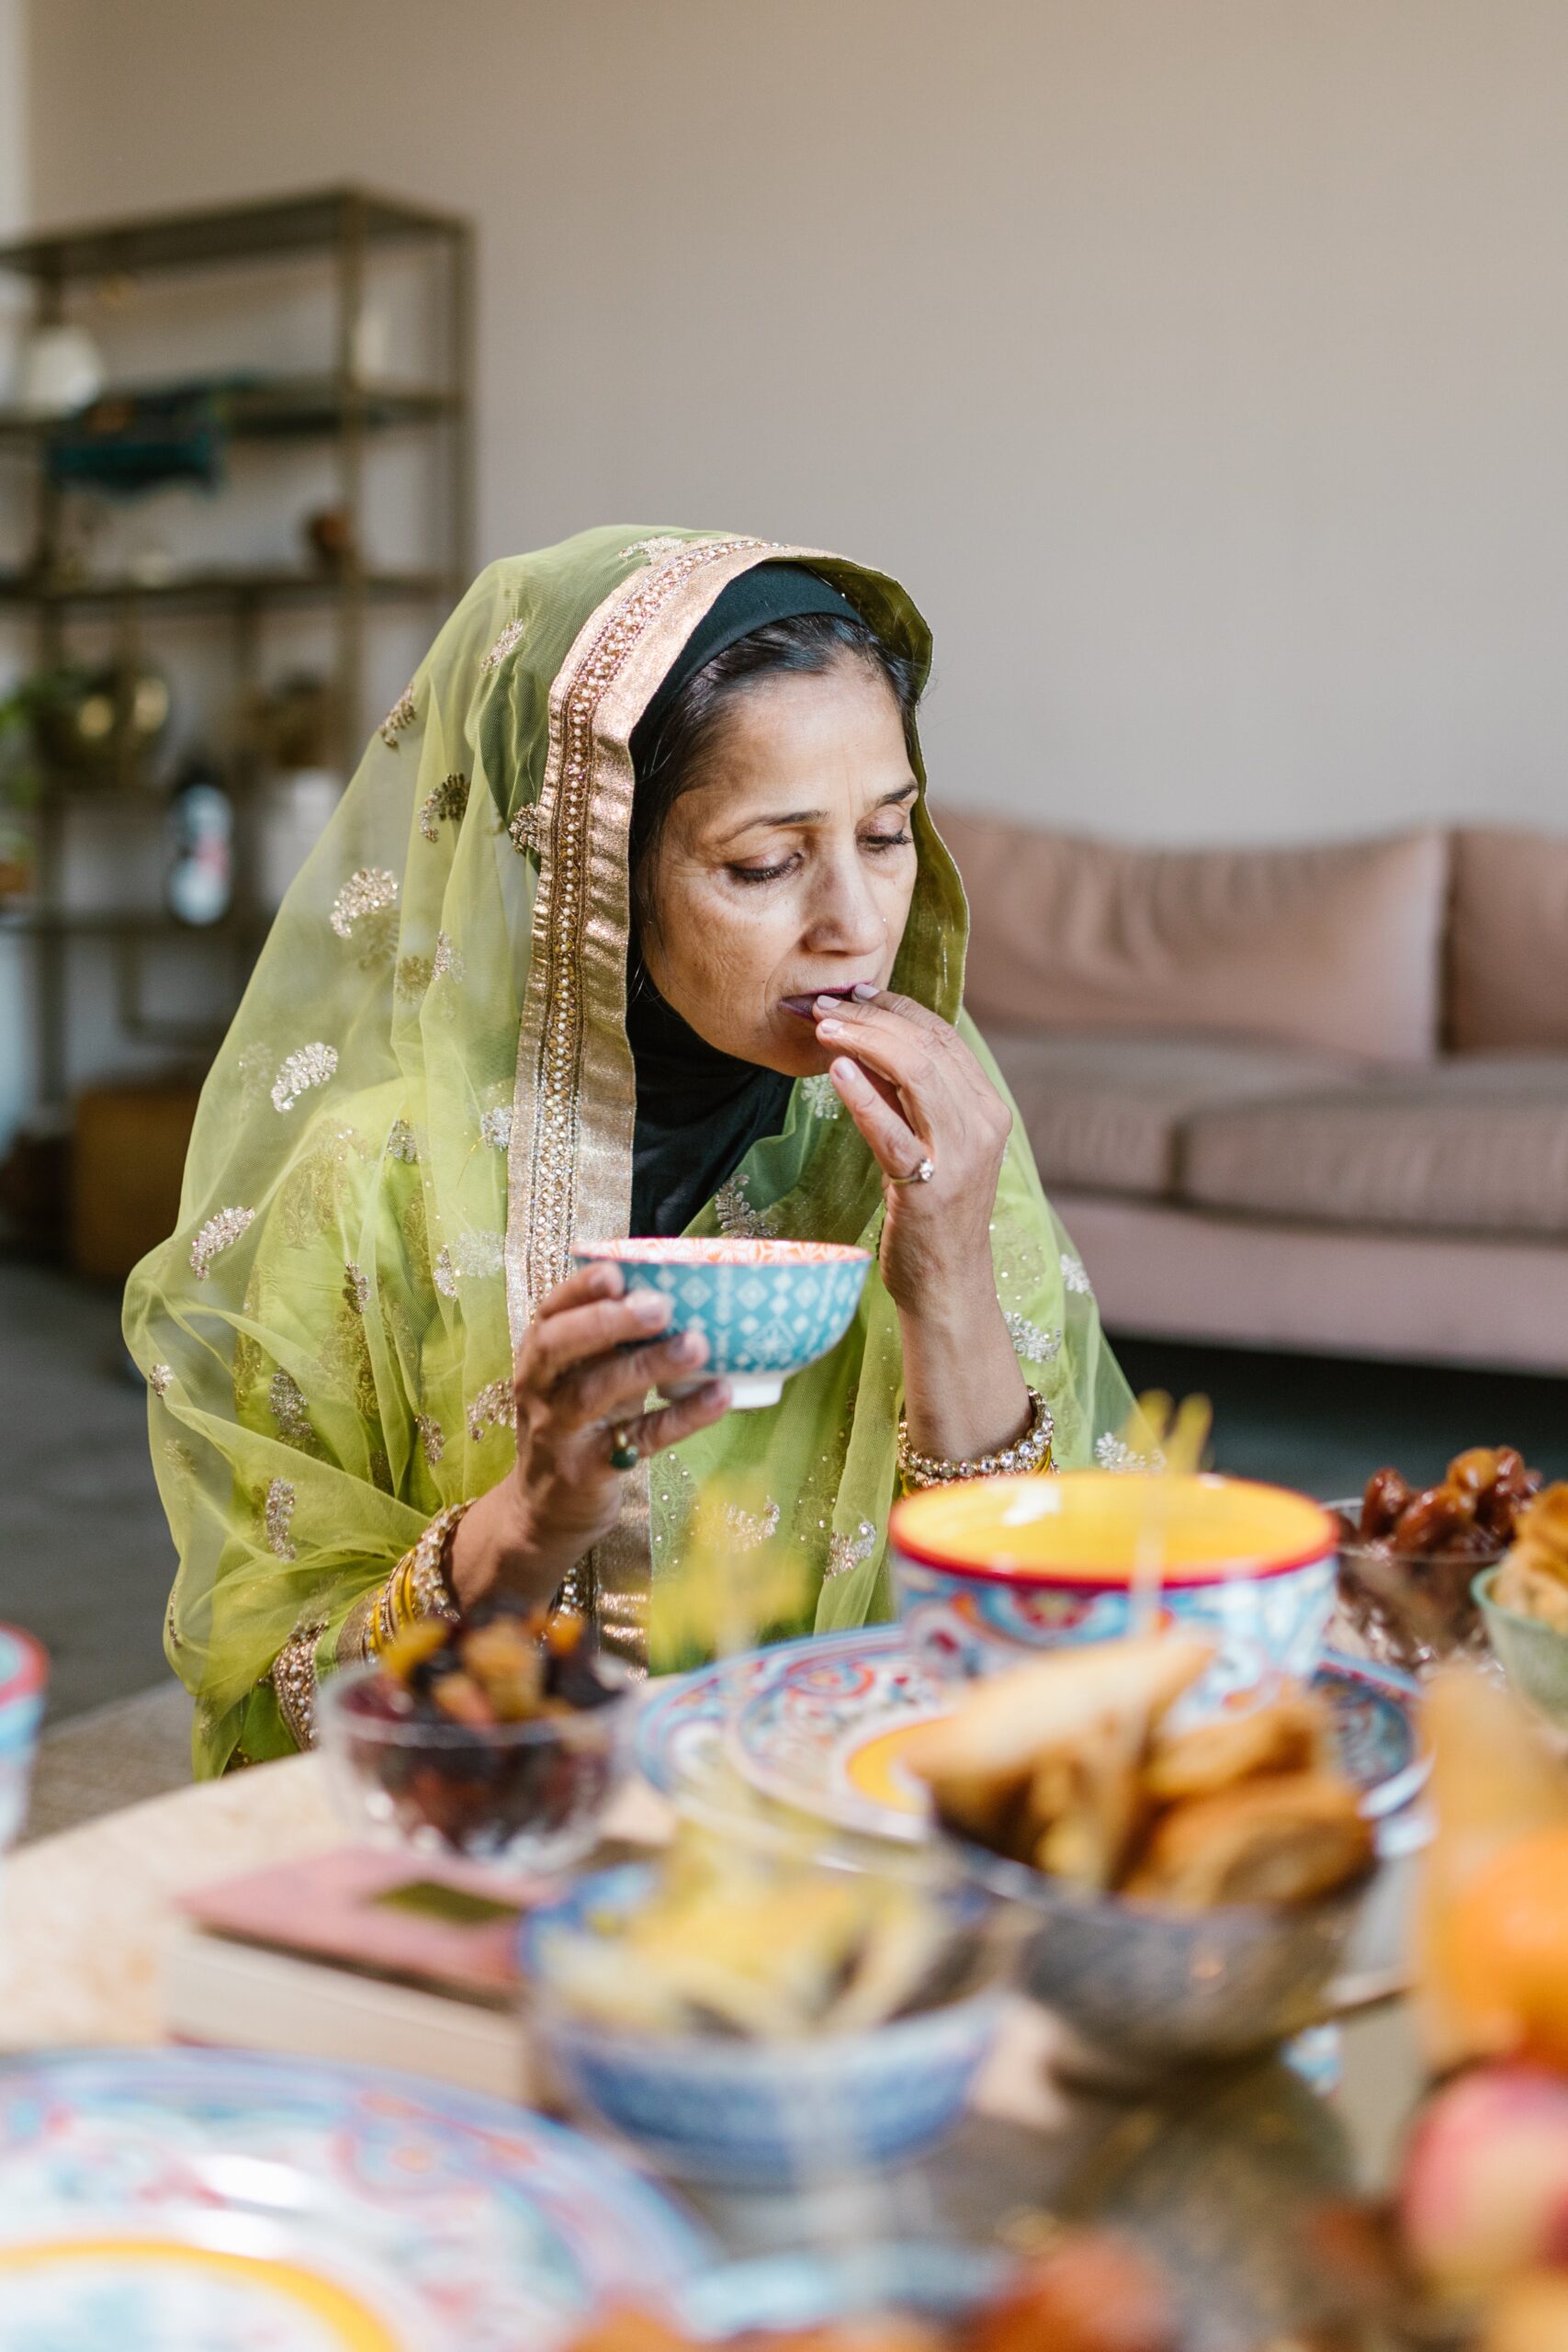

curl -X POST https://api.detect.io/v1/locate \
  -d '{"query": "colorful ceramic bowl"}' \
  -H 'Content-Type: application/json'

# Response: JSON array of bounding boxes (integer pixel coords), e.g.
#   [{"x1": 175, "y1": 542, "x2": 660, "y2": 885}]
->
[
  {"x1": 520, "y1": 1863, "x2": 1002, "y2": 2188},
  {"x1": 0, "y1": 1625, "x2": 47, "y2": 1853},
  {"x1": 571, "y1": 1238, "x2": 871, "y2": 1409},
  {"x1": 890, "y1": 1472, "x2": 1337, "y2": 1709},
  {"x1": 1474, "y1": 1565, "x2": 1568, "y2": 1729}
]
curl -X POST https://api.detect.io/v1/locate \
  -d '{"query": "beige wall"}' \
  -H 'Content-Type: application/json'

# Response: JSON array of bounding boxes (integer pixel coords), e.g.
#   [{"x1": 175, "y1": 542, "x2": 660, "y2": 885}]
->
[{"x1": 24, "y1": 0, "x2": 1568, "y2": 844}]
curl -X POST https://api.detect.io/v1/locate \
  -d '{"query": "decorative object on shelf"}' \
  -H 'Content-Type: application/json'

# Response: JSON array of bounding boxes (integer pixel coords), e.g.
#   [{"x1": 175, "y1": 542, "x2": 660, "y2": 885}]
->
[
  {"x1": 31, "y1": 659, "x2": 171, "y2": 783},
  {"x1": 15, "y1": 322, "x2": 104, "y2": 417},
  {"x1": 303, "y1": 502, "x2": 357, "y2": 573},
  {"x1": 243, "y1": 670, "x2": 338, "y2": 770},
  {"x1": 164, "y1": 752, "x2": 234, "y2": 927},
  {"x1": 45, "y1": 379, "x2": 227, "y2": 494}
]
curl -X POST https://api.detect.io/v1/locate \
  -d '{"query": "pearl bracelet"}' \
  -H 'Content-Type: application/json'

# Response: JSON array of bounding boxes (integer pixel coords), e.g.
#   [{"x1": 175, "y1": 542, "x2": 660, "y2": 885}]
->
[{"x1": 897, "y1": 1385, "x2": 1054, "y2": 1490}]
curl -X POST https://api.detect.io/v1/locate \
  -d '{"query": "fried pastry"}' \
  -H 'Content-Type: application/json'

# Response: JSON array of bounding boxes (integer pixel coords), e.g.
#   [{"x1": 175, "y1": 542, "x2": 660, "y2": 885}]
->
[
  {"x1": 905, "y1": 1634, "x2": 1212, "y2": 1792},
  {"x1": 1144, "y1": 1693, "x2": 1327, "y2": 1802},
  {"x1": 1123, "y1": 1770, "x2": 1374, "y2": 1910}
]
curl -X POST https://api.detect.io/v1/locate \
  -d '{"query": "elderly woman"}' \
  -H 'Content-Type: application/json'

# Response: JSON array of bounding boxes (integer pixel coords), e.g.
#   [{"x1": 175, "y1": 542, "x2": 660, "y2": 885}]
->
[{"x1": 125, "y1": 529, "x2": 1132, "y2": 1772}]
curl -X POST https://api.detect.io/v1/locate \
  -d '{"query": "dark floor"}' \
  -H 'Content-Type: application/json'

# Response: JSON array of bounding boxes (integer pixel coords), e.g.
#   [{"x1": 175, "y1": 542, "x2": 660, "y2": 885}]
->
[
  {"x1": 1114, "y1": 1334, "x2": 1568, "y2": 1498},
  {"x1": 2, "y1": 1261, "x2": 1565, "y2": 1728}
]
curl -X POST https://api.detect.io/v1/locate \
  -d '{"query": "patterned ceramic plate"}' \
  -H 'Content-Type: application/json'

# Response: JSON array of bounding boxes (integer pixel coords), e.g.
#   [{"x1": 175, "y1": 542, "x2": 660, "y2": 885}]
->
[
  {"x1": 637, "y1": 1626, "x2": 1427, "y2": 1845},
  {"x1": 0, "y1": 2050, "x2": 708, "y2": 2352}
]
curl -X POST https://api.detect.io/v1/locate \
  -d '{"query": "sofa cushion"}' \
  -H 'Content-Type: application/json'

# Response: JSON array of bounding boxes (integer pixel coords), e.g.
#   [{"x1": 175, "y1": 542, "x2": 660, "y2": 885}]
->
[
  {"x1": 939, "y1": 810, "x2": 1448, "y2": 1063},
  {"x1": 984, "y1": 1026, "x2": 1364, "y2": 1200},
  {"x1": 1449, "y1": 827, "x2": 1568, "y2": 1053},
  {"x1": 1180, "y1": 1056, "x2": 1568, "y2": 1237}
]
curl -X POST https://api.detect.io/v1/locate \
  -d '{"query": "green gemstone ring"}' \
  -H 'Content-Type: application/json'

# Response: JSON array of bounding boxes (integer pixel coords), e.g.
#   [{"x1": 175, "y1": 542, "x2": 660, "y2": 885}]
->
[{"x1": 608, "y1": 1428, "x2": 640, "y2": 1473}]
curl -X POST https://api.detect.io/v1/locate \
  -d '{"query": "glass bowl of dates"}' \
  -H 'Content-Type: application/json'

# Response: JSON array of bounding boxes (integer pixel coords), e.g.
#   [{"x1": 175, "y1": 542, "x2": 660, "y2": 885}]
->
[
  {"x1": 318, "y1": 1601, "x2": 634, "y2": 1870},
  {"x1": 1330, "y1": 1446, "x2": 1542, "y2": 1677}
]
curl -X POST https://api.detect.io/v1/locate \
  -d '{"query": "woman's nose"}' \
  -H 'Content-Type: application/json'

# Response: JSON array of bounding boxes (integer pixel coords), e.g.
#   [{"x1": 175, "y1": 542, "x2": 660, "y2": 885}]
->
[{"x1": 800, "y1": 854, "x2": 886, "y2": 956}]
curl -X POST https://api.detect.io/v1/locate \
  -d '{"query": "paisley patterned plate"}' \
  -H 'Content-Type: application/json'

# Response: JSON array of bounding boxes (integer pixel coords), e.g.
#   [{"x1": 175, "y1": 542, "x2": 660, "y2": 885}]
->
[
  {"x1": 637, "y1": 1626, "x2": 1427, "y2": 1845},
  {"x1": 0, "y1": 2050, "x2": 708, "y2": 2352}
]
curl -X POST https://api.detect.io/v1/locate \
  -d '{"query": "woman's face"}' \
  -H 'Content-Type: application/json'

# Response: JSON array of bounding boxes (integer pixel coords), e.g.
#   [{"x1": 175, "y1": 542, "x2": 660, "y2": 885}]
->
[{"x1": 640, "y1": 657, "x2": 919, "y2": 1077}]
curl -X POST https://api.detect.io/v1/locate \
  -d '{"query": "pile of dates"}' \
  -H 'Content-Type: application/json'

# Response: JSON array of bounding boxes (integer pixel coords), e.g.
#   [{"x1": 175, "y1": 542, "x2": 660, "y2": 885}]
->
[
  {"x1": 1334, "y1": 1447, "x2": 1542, "y2": 1675},
  {"x1": 344, "y1": 1600, "x2": 624, "y2": 1859}
]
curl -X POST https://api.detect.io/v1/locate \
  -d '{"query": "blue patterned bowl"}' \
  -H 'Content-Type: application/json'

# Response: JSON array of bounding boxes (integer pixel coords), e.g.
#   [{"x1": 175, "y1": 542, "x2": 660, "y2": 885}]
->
[
  {"x1": 891, "y1": 1473, "x2": 1337, "y2": 1713},
  {"x1": 519, "y1": 1863, "x2": 1001, "y2": 2188},
  {"x1": 572, "y1": 1238, "x2": 871, "y2": 1410},
  {"x1": 0, "y1": 1625, "x2": 47, "y2": 1852}
]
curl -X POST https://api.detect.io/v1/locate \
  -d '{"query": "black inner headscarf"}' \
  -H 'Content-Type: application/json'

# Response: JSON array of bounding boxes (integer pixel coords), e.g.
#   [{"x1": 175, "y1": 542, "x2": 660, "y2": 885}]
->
[{"x1": 626, "y1": 562, "x2": 859, "y2": 1238}]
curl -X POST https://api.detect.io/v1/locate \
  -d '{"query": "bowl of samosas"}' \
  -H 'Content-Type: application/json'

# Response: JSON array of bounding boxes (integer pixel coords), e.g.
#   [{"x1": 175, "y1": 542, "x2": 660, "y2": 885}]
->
[
  {"x1": 1332, "y1": 1445, "x2": 1542, "y2": 1678},
  {"x1": 318, "y1": 1599, "x2": 634, "y2": 1869},
  {"x1": 907, "y1": 1634, "x2": 1378, "y2": 2075},
  {"x1": 1475, "y1": 1481, "x2": 1568, "y2": 1729}
]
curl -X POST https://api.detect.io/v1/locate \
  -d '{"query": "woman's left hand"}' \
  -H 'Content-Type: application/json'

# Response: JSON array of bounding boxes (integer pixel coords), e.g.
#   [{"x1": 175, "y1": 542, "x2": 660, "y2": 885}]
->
[{"x1": 815, "y1": 987, "x2": 1011, "y2": 1316}]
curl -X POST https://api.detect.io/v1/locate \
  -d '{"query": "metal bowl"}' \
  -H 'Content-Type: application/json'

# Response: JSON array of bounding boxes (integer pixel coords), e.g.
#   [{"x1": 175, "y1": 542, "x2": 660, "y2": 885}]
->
[{"x1": 946, "y1": 1832, "x2": 1371, "y2": 2075}]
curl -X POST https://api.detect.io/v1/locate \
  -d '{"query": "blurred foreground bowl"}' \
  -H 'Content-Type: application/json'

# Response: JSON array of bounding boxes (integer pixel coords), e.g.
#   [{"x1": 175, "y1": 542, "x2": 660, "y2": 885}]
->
[
  {"x1": 1475, "y1": 1565, "x2": 1568, "y2": 1731},
  {"x1": 520, "y1": 1861, "x2": 1002, "y2": 2188},
  {"x1": 318, "y1": 1662, "x2": 635, "y2": 1871},
  {"x1": 947, "y1": 1832, "x2": 1370, "y2": 2076},
  {"x1": 0, "y1": 1626, "x2": 47, "y2": 1853}
]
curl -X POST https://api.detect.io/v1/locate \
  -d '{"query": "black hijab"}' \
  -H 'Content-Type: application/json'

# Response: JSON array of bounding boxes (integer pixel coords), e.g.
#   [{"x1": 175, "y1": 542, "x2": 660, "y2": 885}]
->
[{"x1": 626, "y1": 562, "x2": 859, "y2": 1238}]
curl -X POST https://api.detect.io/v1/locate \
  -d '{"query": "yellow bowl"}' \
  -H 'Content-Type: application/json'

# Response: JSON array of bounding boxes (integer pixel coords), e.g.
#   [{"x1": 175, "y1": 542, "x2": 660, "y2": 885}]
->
[{"x1": 889, "y1": 1472, "x2": 1337, "y2": 1697}]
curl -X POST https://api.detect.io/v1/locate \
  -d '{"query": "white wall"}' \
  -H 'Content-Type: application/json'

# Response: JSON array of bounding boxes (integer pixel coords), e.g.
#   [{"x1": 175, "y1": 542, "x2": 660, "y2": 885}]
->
[{"x1": 21, "y1": 0, "x2": 1568, "y2": 846}]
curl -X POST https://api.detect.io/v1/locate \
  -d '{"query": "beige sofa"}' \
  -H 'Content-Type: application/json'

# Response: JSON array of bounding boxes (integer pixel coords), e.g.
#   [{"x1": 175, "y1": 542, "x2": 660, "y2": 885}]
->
[{"x1": 938, "y1": 815, "x2": 1568, "y2": 1377}]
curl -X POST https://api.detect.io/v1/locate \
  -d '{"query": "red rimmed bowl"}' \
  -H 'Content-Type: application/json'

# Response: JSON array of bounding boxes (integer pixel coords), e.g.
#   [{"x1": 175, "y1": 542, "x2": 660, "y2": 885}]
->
[
  {"x1": 889, "y1": 1472, "x2": 1337, "y2": 1709},
  {"x1": 572, "y1": 1237, "x2": 871, "y2": 1410}
]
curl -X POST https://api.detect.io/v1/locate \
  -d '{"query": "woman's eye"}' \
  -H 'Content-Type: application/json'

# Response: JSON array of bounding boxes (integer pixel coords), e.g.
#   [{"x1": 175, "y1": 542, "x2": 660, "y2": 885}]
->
[
  {"x1": 728, "y1": 856, "x2": 796, "y2": 886},
  {"x1": 863, "y1": 829, "x2": 912, "y2": 854}
]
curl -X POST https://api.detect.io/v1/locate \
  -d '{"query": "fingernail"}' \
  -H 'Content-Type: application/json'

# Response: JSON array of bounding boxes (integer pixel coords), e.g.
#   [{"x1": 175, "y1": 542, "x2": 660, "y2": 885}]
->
[
  {"x1": 814, "y1": 995, "x2": 846, "y2": 1014},
  {"x1": 831, "y1": 1056, "x2": 865, "y2": 1089},
  {"x1": 674, "y1": 1330, "x2": 707, "y2": 1364},
  {"x1": 630, "y1": 1290, "x2": 669, "y2": 1324},
  {"x1": 817, "y1": 1015, "x2": 843, "y2": 1038},
  {"x1": 706, "y1": 1380, "x2": 731, "y2": 1408},
  {"x1": 852, "y1": 982, "x2": 880, "y2": 1000}
]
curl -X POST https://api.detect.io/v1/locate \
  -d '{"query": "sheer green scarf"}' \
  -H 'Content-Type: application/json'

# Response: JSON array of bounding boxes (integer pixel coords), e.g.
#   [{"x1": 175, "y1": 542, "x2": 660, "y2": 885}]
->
[{"x1": 122, "y1": 527, "x2": 1133, "y2": 1775}]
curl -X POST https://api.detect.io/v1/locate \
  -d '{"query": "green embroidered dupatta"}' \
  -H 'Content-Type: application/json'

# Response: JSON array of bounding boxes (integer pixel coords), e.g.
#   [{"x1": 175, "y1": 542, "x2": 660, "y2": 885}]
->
[{"x1": 122, "y1": 526, "x2": 1134, "y2": 1775}]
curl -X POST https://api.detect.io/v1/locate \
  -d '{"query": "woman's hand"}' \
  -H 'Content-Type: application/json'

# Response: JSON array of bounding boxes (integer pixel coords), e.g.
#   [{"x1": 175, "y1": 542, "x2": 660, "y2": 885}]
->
[
  {"x1": 816, "y1": 985, "x2": 1028, "y2": 1466},
  {"x1": 449, "y1": 1261, "x2": 729, "y2": 1611},
  {"x1": 815, "y1": 987, "x2": 1011, "y2": 1315}
]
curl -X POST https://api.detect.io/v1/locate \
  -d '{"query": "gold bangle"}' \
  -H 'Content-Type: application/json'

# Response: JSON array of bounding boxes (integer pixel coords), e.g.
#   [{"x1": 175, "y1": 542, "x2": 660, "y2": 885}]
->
[
  {"x1": 897, "y1": 1386, "x2": 1054, "y2": 1491},
  {"x1": 370, "y1": 1501, "x2": 471, "y2": 1655},
  {"x1": 271, "y1": 1611, "x2": 330, "y2": 1751}
]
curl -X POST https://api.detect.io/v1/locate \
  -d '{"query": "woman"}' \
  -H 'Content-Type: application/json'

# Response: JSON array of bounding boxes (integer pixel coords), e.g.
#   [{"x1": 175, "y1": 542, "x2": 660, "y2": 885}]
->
[{"x1": 125, "y1": 528, "x2": 1133, "y2": 1773}]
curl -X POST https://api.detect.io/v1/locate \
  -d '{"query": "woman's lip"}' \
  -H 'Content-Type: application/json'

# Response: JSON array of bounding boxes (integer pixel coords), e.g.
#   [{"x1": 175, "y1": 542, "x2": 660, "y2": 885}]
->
[{"x1": 782, "y1": 986, "x2": 863, "y2": 1020}]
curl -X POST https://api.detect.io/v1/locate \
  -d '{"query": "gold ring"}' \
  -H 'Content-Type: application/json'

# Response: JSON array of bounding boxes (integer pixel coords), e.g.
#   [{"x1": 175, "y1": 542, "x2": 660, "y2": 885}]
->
[{"x1": 888, "y1": 1156, "x2": 936, "y2": 1186}]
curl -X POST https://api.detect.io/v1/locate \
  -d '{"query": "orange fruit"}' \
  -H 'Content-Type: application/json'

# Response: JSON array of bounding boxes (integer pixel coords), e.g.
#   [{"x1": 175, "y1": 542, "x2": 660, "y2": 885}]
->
[{"x1": 1441, "y1": 1826, "x2": 1568, "y2": 2069}]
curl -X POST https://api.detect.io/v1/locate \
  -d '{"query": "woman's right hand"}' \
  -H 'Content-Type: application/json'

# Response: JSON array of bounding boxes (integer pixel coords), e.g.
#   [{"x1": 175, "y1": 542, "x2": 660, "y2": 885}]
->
[{"x1": 449, "y1": 1261, "x2": 729, "y2": 1611}]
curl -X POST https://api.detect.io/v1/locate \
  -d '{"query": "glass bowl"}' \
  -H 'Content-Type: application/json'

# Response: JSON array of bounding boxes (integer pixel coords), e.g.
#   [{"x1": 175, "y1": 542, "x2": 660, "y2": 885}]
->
[
  {"x1": 1330, "y1": 1497, "x2": 1501, "y2": 1677},
  {"x1": 318, "y1": 1660, "x2": 635, "y2": 1871}
]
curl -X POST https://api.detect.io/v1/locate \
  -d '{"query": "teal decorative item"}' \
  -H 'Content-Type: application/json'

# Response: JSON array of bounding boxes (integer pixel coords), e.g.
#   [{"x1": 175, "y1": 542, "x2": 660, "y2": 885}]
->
[
  {"x1": 571, "y1": 1237, "x2": 871, "y2": 1408},
  {"x1": 1474, "y1": 1565, "x2": 1568, "y2": 1728}
]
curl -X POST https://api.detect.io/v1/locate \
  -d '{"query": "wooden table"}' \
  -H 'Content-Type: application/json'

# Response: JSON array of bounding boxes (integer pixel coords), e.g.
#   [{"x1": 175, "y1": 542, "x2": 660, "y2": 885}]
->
[{"x1": 0, "y1": 1753, "x2": 1428, "y2": 2345}]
